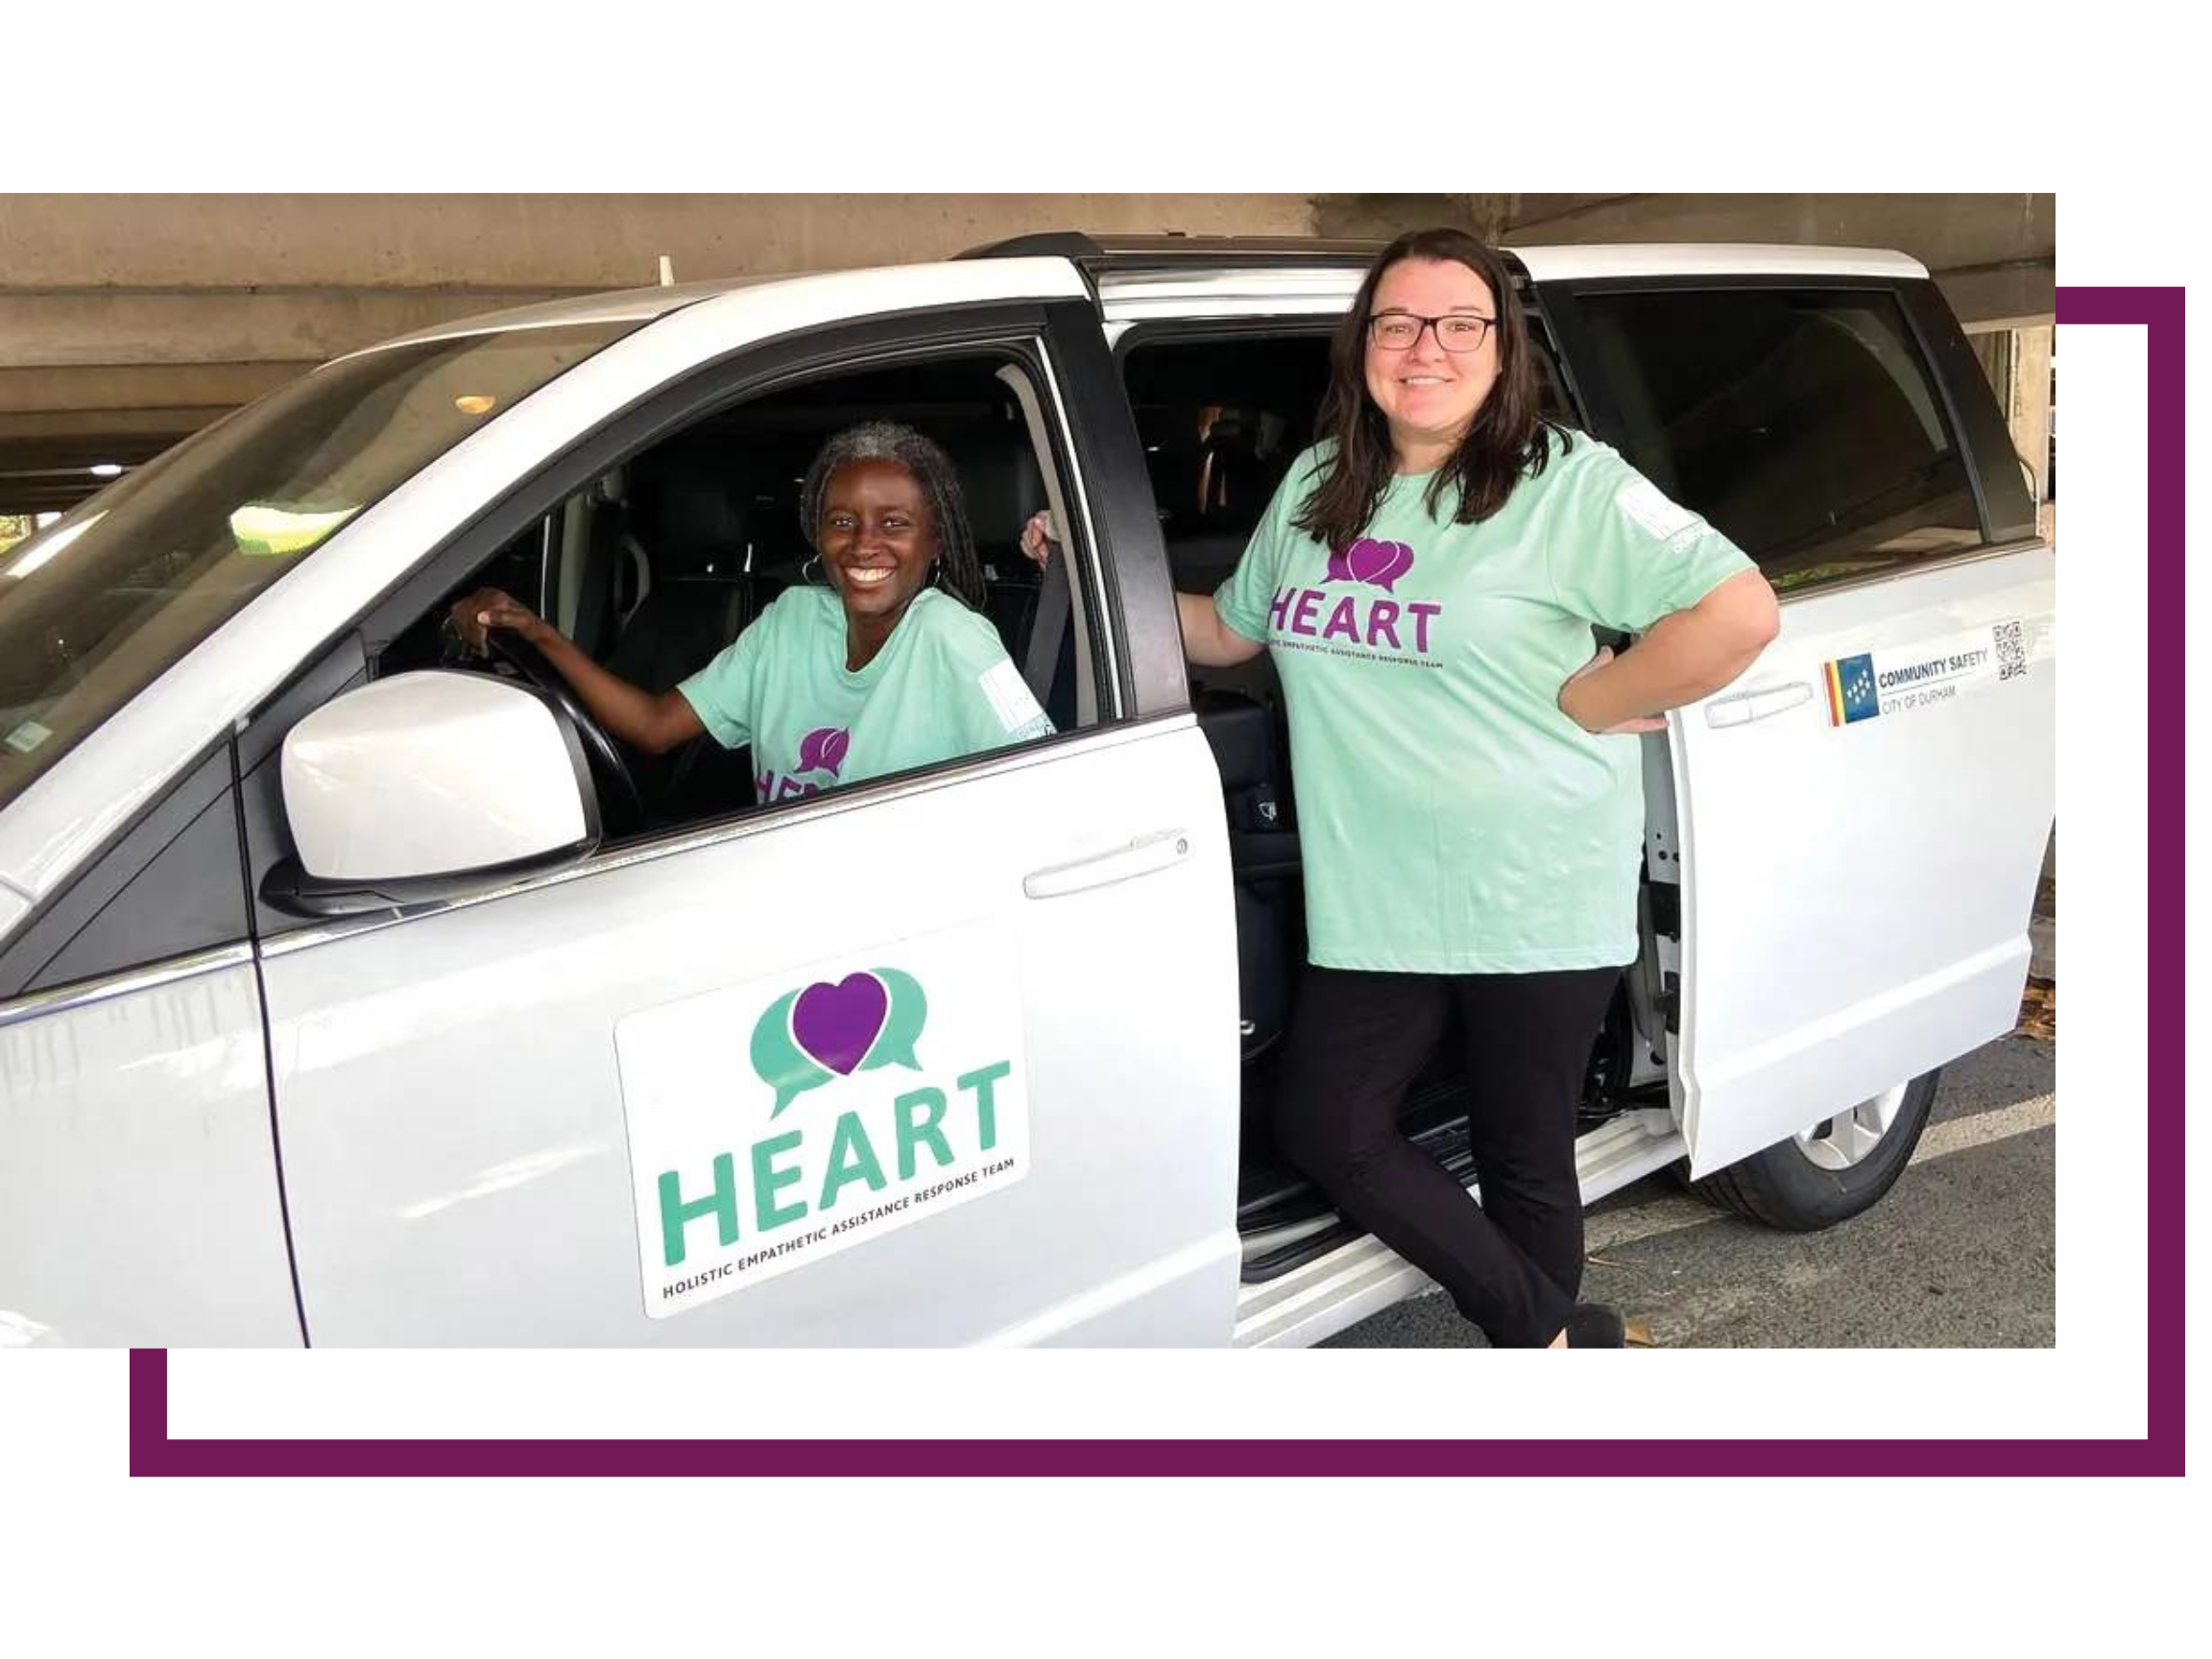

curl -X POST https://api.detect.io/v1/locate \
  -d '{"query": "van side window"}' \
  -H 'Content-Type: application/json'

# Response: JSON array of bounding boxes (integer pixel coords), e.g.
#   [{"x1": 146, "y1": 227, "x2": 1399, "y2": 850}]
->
[
  {"x1": 1574, "y1": 288, "x2": 1984, "y2": 594},
  {"x1": 369, "y1": 349, "x2": 1088, "y2": 843}
]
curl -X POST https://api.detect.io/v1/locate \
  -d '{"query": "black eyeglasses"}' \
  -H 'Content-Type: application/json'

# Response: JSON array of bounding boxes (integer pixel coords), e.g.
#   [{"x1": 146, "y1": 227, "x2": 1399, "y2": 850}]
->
[{"x1": 1366, "y1": 311, "x2": 1497, "y2": 353}]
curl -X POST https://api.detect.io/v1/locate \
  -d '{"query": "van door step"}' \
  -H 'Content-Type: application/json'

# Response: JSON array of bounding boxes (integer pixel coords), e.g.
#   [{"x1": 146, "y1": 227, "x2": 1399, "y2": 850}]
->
[
  {"x1": 1238, "y1": 1096, "x2": 1680, "y2": 1285},
  {"x1": 1237, "y1": 1078, "x2": 1469, "y2": 1222},
  {"x1": 1236, "y1": 1105, "x2": 1479, "y2": 1283},
  {"x1": 1238, "y1": 1135, "x2": 1479, "y2": 1285}
]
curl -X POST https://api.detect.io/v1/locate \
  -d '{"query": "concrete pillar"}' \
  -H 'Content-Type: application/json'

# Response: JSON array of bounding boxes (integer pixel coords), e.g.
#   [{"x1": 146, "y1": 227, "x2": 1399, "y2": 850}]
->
[
  {"x1": 1962, "y1": 325, "x2": 2054, "y2": 533},
  {"x1": 1967, "y1": 329, "x2": 2013, "y2": 403},
  {"x1": 2009, "y1": 325, "x2": 2054, "y2": 508}
]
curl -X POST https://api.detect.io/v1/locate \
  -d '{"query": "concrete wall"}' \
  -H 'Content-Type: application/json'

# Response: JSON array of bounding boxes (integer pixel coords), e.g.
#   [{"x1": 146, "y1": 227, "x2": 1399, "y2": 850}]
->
[
  {"x1": 0, "y1": 192, "x2": 2055, "y2": 514},
  {"x1": 1, "y1": 192, "x2": 1314, "y2": 365},
  {"x1": 0, "y1": 194, "x2": 1315, "y2": 510}
]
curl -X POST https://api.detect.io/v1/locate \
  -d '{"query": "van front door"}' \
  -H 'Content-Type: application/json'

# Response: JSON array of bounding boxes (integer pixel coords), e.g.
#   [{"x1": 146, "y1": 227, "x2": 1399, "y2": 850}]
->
[{"x1": 254, "y1": 276, "x2": 1243, "y2": 1344}]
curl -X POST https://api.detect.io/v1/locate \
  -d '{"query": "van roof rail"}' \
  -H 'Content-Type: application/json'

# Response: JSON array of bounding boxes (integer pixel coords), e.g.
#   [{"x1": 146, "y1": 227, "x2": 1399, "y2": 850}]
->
[
  {"x1": 956, "y1": 231, "x2": 1390, "y2": 269},
  {"x1": 955, "y1": 232, "x2": 1537, "y2": 296}
]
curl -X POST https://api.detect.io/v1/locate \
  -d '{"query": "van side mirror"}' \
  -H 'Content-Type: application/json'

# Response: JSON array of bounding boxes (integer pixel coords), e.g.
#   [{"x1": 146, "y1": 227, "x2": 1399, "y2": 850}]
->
[{"x1": 261, "y1": 671, "x2": 600, "y2": 918}]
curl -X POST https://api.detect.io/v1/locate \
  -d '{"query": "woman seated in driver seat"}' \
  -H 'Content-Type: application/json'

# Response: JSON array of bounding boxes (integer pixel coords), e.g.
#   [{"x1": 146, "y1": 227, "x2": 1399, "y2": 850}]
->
[{"x1": 452, "y1": 421, "x2": 1056, "y2": 805}]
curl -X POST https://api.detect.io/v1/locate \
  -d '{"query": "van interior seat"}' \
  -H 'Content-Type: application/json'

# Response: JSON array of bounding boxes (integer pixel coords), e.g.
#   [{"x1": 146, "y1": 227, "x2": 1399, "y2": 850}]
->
[
  {"x1": 587, "y1": 457, "x2": 761, "y2": 823},
  {"x1": 1194, "y1": 685, "x2": 1299, "y2": 1063},
  {"x1": 1197, "y1": 412, "x2": 1270, "y2": 525},
  {"x1": 606, "y1": 460, "x2": 757, "y2": 695},
  {"x1": 570, "y1": 478, "x2": 649, "y2": 662},
  {"x1": 958, "y1": 442, "x2": 1080, "y2": 730},
  {"x1": 1166, "y1": 529, "x2": 1253, "y2": 601},
  {"x1": 1167, "y1": 530, "x2": 1280, "y2": 708},
  {"x1": 958, "y1": 443, "x2": 1048, "y2": 656}
]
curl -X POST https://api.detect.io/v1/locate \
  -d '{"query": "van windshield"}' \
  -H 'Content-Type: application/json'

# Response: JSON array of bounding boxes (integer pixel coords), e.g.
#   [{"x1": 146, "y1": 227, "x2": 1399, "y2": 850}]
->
[{"x1": 0, "y1": 321, "x2": 637, "y2": 816}]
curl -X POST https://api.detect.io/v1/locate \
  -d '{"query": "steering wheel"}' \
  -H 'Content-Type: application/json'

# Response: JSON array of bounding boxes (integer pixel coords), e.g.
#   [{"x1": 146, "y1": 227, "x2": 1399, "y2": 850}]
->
[{"x1": 482, "y1": 628, "x2": 646, "y2": 835}]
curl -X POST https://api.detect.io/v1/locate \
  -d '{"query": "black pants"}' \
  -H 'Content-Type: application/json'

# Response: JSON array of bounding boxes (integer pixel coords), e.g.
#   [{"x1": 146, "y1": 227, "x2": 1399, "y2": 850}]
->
[{"x1": 1272, "y1": 964, "x2": 1621, "y2": 1349}]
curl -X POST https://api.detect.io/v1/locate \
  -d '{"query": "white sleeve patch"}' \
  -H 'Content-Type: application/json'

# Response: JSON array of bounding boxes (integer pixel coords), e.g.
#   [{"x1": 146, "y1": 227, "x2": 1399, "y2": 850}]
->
[
  {"x1": 1616, "y1": 476, "x2": 1702, "y2": 542},
  {"x1": 979, "y1": 659, "x2": 1046, "y2": 734},
  {"x1": 5, "y1": 720, "x2": 52, "y2": 755}
]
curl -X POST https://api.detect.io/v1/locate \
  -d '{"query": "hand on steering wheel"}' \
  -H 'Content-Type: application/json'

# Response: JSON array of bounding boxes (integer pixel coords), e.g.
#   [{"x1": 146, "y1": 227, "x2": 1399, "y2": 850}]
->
[
  {"x1": 448, "y1": 587, "x2": 647, "y2": 833},
  {"x1": 449, "y1": 587, "x2": 544, "y2": 655}
]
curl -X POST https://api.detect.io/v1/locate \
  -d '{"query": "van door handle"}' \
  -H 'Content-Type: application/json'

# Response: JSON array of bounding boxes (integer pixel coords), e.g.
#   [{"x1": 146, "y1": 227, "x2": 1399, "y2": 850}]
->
[
  {"x1": 1704, "y1": 681, "x2": 1814, "y2": 729},
  {"x1": 1023, "y1": 830, "x2": 1191, "y2": 899}
]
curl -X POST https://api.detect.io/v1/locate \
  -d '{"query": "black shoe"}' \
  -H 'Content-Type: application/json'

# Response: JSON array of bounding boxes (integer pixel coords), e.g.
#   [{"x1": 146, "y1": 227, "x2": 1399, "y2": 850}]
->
[{"x1": 1562, "y1": 1304, "x2": 1626, "y2": 1348}]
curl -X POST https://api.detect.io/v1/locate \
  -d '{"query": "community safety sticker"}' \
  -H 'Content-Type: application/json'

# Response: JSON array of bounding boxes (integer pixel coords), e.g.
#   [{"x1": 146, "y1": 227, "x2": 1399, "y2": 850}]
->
[{"x1": 1822, "y1": 619, "x2": 2029, "y2": 728}]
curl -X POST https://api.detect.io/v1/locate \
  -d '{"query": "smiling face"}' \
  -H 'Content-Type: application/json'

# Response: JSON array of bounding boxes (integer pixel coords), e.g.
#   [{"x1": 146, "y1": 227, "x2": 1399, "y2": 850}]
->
[
  {"x1": 1361, "y1": 256, "x2": 1502, "y2": 470},
  {"x1": 816, "y1": 458, "x2": 939, "y2": 632}
]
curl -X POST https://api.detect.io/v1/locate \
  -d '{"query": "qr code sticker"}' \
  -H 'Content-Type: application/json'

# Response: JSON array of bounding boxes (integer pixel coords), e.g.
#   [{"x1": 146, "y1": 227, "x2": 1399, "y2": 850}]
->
[{"x1": 1996, "y1": 620, "x2": 2027, "y2": 682}]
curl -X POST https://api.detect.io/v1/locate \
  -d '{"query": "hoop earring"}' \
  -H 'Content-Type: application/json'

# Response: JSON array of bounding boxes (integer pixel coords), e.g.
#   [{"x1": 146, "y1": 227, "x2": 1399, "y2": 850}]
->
[{"x1": 803, "y1": 554, "x2": 824, "y2": 586}]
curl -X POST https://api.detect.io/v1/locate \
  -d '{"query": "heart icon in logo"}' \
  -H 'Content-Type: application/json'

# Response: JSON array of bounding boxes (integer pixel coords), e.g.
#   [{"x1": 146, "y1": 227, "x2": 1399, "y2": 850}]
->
[
  {"x1": 796, "y1": 726, "x2": 851, "y2": 779},
  {"x1": 1324, "y1": 537, "x2": 1415, "y2": 592},
  {"x1": 790, "y1": 973, "x2": 890, "y2": 1076}
]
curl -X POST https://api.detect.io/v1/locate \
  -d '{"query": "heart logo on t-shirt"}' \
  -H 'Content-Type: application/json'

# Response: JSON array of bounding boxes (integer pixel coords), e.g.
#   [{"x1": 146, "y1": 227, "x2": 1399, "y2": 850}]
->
[
  {"x1": 1324, "y1": 538, "x2": 1416, "y2": 593},
  {"x1": 794, "y1": 726, "x2": 851, "y2": 778}
]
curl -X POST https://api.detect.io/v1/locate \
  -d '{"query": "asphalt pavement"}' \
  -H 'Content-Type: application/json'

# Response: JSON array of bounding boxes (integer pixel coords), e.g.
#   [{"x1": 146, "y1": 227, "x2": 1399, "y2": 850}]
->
[{"x1": 1320, "y1": 1030, "x2": 2056, "y2": 1348}]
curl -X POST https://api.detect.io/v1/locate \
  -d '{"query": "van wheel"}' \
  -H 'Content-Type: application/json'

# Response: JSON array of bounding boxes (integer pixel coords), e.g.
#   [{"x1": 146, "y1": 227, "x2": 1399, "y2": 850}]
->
[{"x1": 1689, "y1": 1070, "x2": 1942, "y2": 1232}]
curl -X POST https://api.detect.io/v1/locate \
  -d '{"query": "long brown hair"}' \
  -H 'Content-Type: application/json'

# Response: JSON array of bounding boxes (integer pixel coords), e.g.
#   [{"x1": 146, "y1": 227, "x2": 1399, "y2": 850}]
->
[{"x1": 1293, "y1": 227, "x2": 1571, "y2": 552}]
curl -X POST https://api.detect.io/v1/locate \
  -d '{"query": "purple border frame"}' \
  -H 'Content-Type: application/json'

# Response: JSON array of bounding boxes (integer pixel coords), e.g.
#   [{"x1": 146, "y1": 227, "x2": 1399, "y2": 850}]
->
[{"x1": 128, "y1": 285, "x2": 2181, "y2": 1478}]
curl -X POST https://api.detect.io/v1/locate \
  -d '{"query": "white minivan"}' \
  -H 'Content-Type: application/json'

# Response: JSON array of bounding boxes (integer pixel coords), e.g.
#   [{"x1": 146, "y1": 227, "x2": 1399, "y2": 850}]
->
[{"x1": 0, "y1": 235, "x2": 2055, "y2": 1348}]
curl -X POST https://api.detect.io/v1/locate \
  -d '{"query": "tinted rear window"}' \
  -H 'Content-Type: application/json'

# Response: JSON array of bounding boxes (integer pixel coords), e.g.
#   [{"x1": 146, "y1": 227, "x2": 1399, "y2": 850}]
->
[{"x1": 1574, "y1": 288, "x2": 1984, "y2": 593}]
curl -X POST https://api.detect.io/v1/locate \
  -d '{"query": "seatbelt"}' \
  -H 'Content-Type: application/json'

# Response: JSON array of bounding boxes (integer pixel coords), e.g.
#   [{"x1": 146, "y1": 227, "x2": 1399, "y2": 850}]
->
[
  {"x1": 1022, "y1": 539, "x2": 1071, "y2": 709},
  {"x1": 619, "y1": 530, "x2": 652, "y2": 629}
]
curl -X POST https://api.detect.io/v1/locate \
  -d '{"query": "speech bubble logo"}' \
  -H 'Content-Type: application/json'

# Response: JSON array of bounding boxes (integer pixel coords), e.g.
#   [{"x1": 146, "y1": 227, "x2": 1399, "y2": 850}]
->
[
  {"x1": 796, "y1": 726, "x2": 851, "y2": 779},
  {"x1": 865, "y1": 967, "x2": 926, "y2": 1072},
  {"x1": 750, "y1": 966, "x2": 928, "y2": 1117},
  {"x1": 1324, "y1": 537, "x2": 1415, "y2": 592},
  {"x1": 750, "y1": 989, "x2": 826, "y2": 1116}
]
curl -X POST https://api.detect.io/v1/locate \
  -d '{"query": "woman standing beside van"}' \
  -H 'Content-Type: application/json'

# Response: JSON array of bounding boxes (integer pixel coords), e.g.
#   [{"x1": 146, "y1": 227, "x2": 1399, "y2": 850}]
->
[{"x1": 1039, "y1": 228, "x2": 1779, "y2": 1347}]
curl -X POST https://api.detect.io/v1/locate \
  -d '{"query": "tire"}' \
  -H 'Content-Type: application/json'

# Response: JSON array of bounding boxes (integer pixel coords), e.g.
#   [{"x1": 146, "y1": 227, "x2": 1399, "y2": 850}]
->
[{"x1": 1688, "y1": 1069, "x2": 1943, "y2": 1232}]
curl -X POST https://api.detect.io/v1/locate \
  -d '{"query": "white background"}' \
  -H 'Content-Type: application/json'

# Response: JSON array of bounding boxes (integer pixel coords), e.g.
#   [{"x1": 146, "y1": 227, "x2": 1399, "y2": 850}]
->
[{"x1": 2, "y1": 2, "x2": 2203, "y2": 1648}]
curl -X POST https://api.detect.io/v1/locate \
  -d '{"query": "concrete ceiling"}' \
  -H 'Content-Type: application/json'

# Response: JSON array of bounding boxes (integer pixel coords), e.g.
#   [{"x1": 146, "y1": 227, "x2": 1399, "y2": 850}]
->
[
  {"x1": 0, "y1": 193, "x2": 2053, "y2": 517},
  {"x1": 1315, "y1": 191, "x2": 2056, "y2": 330}
]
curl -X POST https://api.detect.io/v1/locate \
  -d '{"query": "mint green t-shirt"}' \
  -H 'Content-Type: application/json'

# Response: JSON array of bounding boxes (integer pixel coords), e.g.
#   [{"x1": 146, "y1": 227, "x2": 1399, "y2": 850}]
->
[
  {"x1": 677, "y1": 586, "x2": 1054, "y2": 804},
  {"x1": 1214, "y1": 431, "x2": 1756, "y2": 974}
]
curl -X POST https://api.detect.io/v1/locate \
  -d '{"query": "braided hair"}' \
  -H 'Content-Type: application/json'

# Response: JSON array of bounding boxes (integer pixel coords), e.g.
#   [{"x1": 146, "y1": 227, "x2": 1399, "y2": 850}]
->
[{"x1": 799, "y1": 421, "x2": 985, "y2": 611}]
